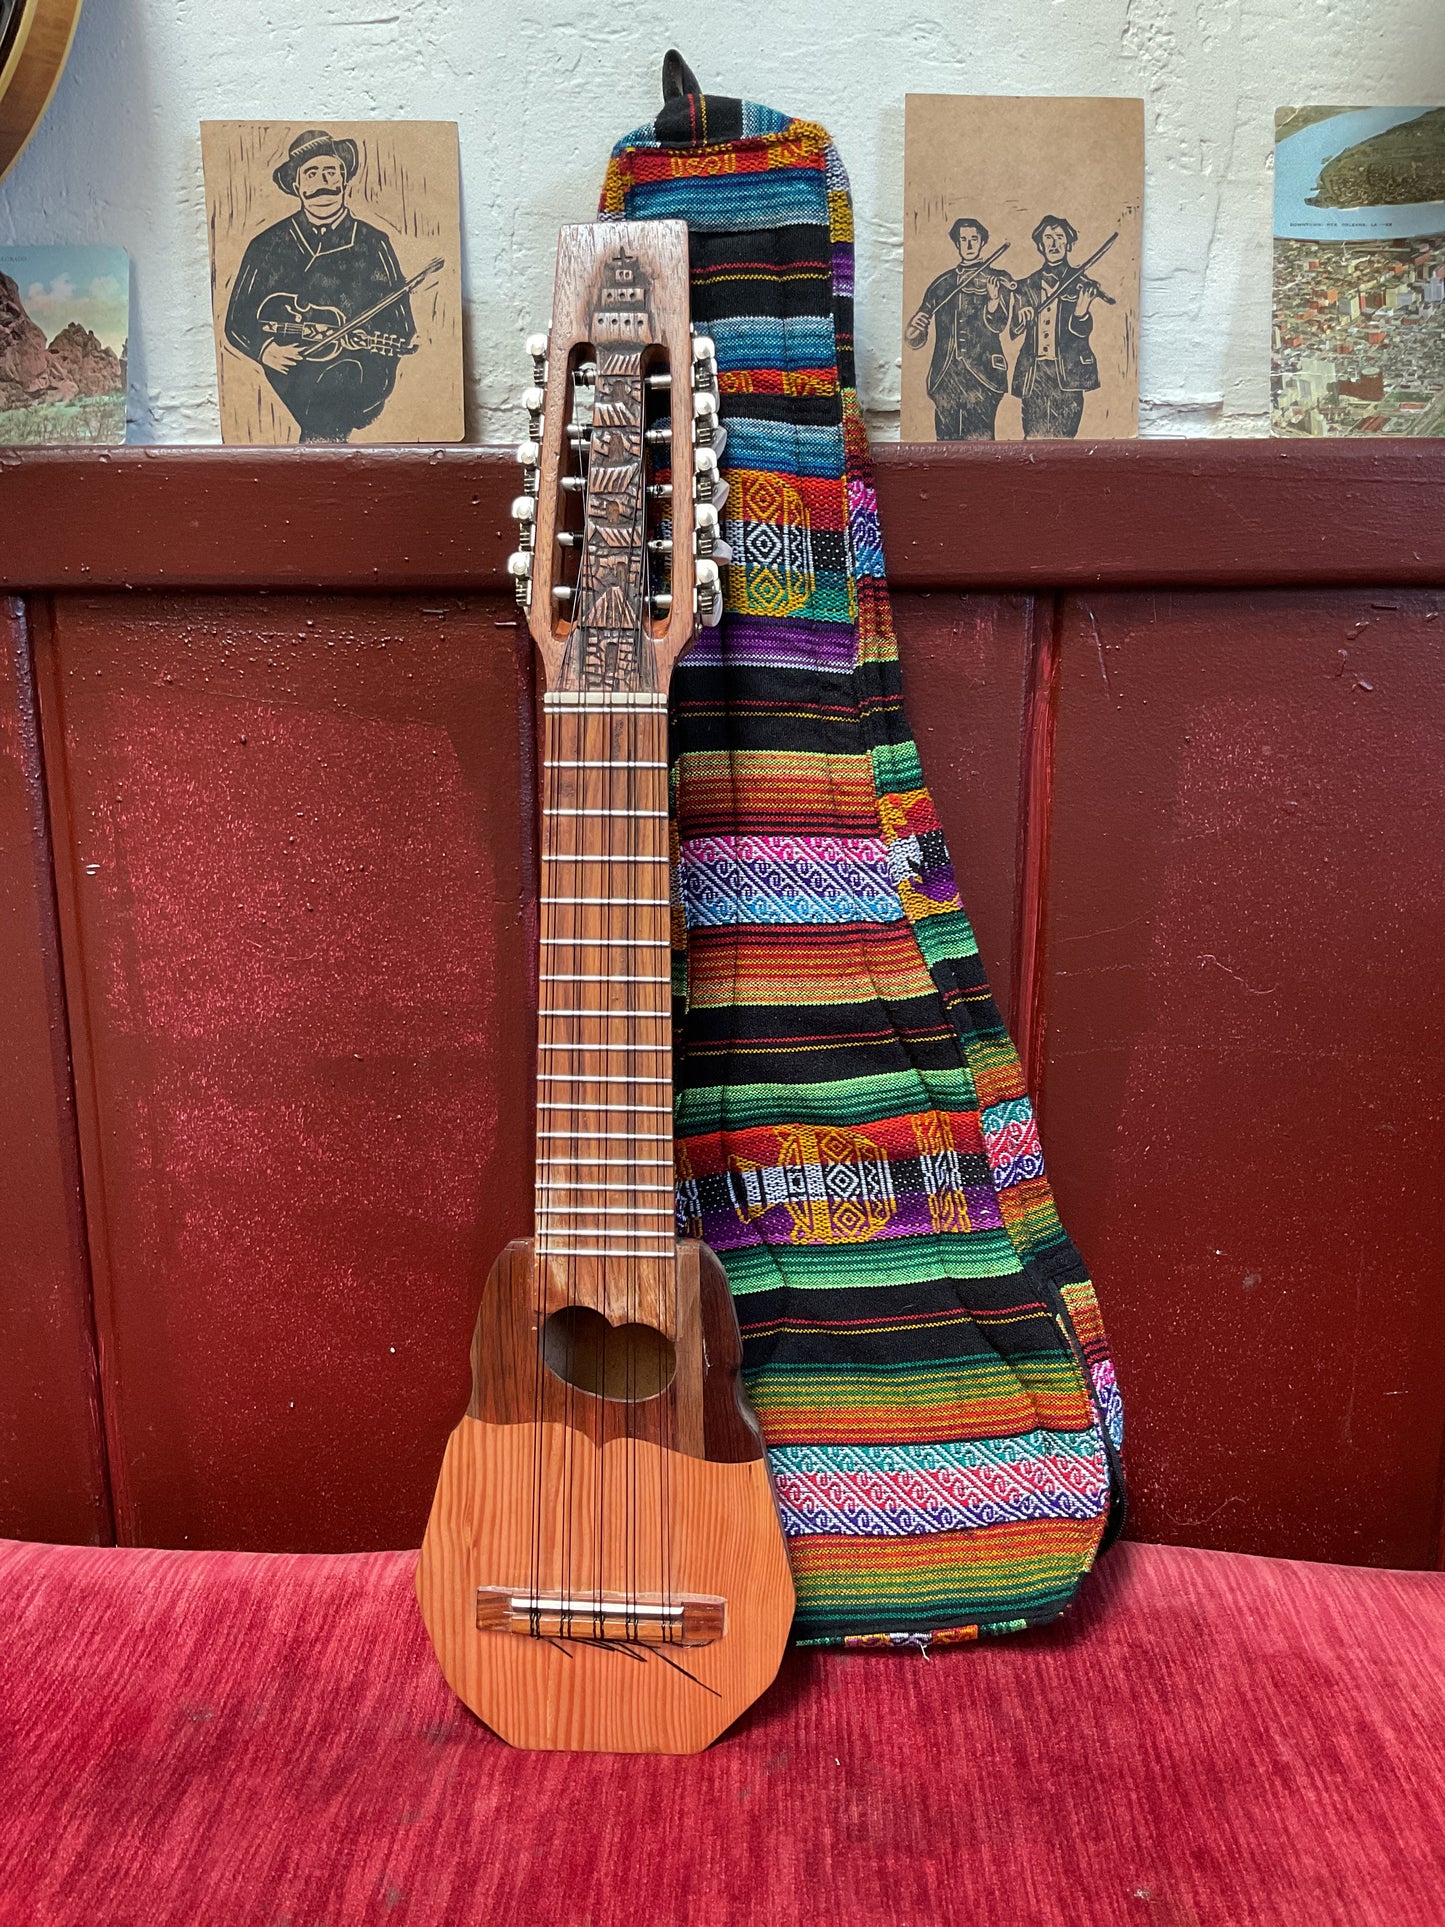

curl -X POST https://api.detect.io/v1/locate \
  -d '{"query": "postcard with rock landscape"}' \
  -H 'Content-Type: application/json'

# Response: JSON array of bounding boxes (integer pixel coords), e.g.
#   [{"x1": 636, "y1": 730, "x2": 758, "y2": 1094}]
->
[
  {"x1": 0, "y1": 246, "x2": 128, "y2": 444},
  {"x1": 1273, "y1": 107, "x2": 1445, "y2": 436}
]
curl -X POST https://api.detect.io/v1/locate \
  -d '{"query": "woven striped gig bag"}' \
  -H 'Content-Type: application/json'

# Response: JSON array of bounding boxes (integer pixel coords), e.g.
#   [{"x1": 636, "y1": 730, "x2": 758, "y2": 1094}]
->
[{"x1": 599, "y1": 86, "x2": 1127, "y2": 1648}]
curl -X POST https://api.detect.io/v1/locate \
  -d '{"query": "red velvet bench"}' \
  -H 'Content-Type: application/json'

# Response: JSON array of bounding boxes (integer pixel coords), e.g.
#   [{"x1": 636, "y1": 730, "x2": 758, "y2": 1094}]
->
[{"x1": 1, "y1": 1536, "x2": 1440, "y2": 1924}]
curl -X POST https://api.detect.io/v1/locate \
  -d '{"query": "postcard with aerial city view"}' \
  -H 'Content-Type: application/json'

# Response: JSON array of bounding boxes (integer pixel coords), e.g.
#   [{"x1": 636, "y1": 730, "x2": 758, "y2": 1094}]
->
[
  {"x1": 0, "y1": 246, "x2": 129, "y2": 444},
  {"x1": 1273, "y1": 107, "x2": 1445, "y2": 437}
]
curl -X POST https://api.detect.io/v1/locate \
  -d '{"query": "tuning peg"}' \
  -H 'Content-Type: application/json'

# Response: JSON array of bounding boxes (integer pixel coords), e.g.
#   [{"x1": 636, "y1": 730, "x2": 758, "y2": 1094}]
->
[
  {"x1": 695, "y1": 501, "x2": 718, "y2": 532},
  {"x1": 507, "y1": 548, "x2": 533, "y2": 609},
  {"x1": 522, "y1": 385, "x2": 546, "y2": 415},
  {"x1": 646, "y1": 371, "x2": 673, "y2": 390},
  {"x1": 696, "y1": 554, "x2": 723, "y2": 627},
  {"x1": 692, "y1": 389, "x2": 718, "y2": 422},
  {"x1": 516, "y1": 438, "x2": 539, "y2": 469},
  {"x1": 511, "y1": 495, "x2": 535, "y2": 522},
  {"x1": 691, "y1": 333, "x2": 717, "y2": 365},
  {"x1": 525, "y1": 332, "x2": 550, "y2": 361},
  {"x1": 552, "y1": 584, "x2": 574, "y2": 605}
]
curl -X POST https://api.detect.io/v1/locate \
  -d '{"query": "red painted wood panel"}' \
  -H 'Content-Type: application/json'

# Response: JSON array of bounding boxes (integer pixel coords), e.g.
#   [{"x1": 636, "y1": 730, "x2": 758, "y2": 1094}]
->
[
  {"x1": 891, "y1": 593, "x2": 1034, "y2": 1030},
  {"x1": 0, "y1": 599, "x2": 111, "y2": 1543},
  {"x1": 5, "y1": 444, "x2": 1445, "y2": 591},
  {"x1": 37, "y1": 594, "x2": 535, "y2": 1551},
  {"x1": 1038, "y1": 590, "x2": 1445, "y2": 1569}
]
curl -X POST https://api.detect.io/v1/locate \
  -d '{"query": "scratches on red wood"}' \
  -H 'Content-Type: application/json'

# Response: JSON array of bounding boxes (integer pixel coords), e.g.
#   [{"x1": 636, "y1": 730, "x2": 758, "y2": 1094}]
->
[
  {"x1": 0, "y1": 598, "x2": 112, "y2": 1543},
  {"x1": 1039, "y1": 590, "x2": 1445, "y2": 1570},
  {"x1": 1012, "y1": 596, "x2": 1062, "y2": 1099},
  {"x1": 36, "y1": 594, "x2": 534, "y2": 1551}
]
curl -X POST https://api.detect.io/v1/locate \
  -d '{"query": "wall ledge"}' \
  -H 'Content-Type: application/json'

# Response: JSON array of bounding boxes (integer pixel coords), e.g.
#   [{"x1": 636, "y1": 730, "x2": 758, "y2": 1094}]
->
[{"x1": 3, "y1": 440, "x2": 1443, "y2": 592}]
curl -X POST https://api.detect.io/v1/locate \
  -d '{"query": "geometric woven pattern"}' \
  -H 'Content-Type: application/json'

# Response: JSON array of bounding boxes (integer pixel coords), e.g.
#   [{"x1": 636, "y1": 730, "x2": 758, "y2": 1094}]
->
[{"x1": 601, "y1": 96, "x2": 1125, "y2": 1645}]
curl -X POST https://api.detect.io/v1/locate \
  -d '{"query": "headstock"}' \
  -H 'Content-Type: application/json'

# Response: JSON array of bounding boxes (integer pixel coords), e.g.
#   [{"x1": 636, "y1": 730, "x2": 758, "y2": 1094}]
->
[{"x1": 508, "y1": 222, "x2": 723, "y2": 698}]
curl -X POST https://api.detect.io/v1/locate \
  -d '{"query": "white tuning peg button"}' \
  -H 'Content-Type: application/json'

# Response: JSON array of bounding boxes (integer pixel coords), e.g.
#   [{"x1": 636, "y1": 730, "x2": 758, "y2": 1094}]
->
[
  {"x1": 511, "y1": 495, "x2": 535, "y2": 522},
  {"x1": 691, "y1": 334, "x2": 717, "y2": 364},
  {"x1": 516, "y1": 438, "x2": 539, "y2": 467},
  {"x1": 692, "y1": 389, "x2": 719, "y2": 420},
  {"x1": 525, "y1": 332, "x2": 550, "y2": 361},
  {"x1": 506, "y1": 551, "x2": 533, "y2": 578},
  {"x1": 695, "y1": 501, "x2": 719, "y2": 530},
  {"x1": 694, "y1": 445, "x2": 718, "y2": 477},
  {"x1": 695, "y1": 558, "x2": 720, "y2": 591},
  {"x1": 522, "y1": 385, "x2": 546, "y2": 415}
]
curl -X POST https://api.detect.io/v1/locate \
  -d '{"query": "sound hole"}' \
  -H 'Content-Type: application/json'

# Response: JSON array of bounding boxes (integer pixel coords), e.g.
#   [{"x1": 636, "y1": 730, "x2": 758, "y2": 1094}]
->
[{"x1": 542, "y1": 1306, "x2": 676, "y2": 1402}]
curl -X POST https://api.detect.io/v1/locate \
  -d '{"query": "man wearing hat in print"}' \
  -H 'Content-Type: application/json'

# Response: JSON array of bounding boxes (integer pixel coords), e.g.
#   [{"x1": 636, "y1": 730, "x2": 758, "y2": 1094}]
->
[{"x1": 224, "y1": 129, "x2": 417, "y2": 442}]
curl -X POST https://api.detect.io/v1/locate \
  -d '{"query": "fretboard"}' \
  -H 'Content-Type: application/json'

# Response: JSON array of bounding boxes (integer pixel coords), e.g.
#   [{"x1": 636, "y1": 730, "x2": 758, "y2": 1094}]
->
[{"x1": 534, "y1": 701, "x2": 674, "y2": 1261}]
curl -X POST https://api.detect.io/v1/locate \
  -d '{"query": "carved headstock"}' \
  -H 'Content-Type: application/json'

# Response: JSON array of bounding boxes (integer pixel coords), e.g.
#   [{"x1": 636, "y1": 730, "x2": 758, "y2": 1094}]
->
[{"x1": 508, "y1": 221, "x2": 723, "y2": 698}]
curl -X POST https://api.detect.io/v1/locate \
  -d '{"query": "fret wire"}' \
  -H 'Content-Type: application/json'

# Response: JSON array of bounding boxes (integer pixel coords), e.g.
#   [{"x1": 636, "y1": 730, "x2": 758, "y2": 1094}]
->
[
  {"x1": 538, "y1": 1076, "x2": 670, "y2": 1085},
  {"x1": 542, "y1": 897, "x2": 671, "y2": 907},
  {"x1": 538, "y1": 1009, "x2": 669, "y2": 1019},
  {"x1": 537, "y1": 1208, "x2": 676, "y2": 1218},
  {"x1": 549, "y1": 760, "x2": 668, "y2": 770},
  {"x1": 538, "y1": 1181, "x2": 676, "y2": 1191},
  {"x1": 539, "y1": 1171, "x2": 678, "y2": 1187},
  {"x1": 536, "y1": 1103, "x2": 672, "y2": 1113},
  {"x1": 539, "y1": 974, "x2": 666, "y2": 983},
  {"x1": 539, "y1": 937, "x2": 669, "y2": 947},
  {"x1": 537, "y1": 1042, "x2": 664, "y2": 1052},
  {"x1": 543, "y1": 808, "x2": 670, "y2": 819},
  {"x1": 542, "y1": 854, "x2": 670, "y2": 864},
  {"x1": 536, "y1": 1235, "x2": 673, "y2": 1244},
  {"x1": 536, "y1": 1132, "x2": 671, "y2": 1143},
  {"x1": 535, "y1": 1248, "x2": 675, "y2": 1257},
  {"x1": 539, "y1": 1148, "x2": 678, "y2": 1163}
]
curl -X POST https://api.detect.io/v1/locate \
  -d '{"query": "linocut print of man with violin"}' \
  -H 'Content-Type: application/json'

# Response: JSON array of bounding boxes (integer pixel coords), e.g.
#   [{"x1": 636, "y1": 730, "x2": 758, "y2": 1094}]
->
[
  {"x1": 905, "y1": 217, "x2": 1011, "y2": 440},
  {"x1": 202, "y1": 120, "x2": 462, "y2": 445},
  {"x1": 1008, "y1": 214, "x2": 1109, "y2": 441},
  {"x1": 223, "y1": 130, "x2": 419, "y2": 444},
  {"x1": 900, "y1": 95, "x2": 1142, "y2": 443}
]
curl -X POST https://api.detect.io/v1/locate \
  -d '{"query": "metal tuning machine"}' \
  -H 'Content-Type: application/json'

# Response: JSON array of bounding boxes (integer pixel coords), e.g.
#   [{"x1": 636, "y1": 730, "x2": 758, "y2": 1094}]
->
[
  {"x1": 508, "y1": 331, "x2": 550, "y2": 608},
  {"x1": 690, "y1": 330, "x2": 725, "y2": 626}
]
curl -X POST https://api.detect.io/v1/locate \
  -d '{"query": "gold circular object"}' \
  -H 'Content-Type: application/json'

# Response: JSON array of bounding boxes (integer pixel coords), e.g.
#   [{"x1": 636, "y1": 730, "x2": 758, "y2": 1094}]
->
[{"x1": 0, "y1": 0, "x2": 85, "y2": 186}]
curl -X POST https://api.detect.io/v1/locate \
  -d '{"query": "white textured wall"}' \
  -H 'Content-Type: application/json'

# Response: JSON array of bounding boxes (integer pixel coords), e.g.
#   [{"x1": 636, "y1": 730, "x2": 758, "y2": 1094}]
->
[{"x1": 1, "y1": 0, "x2": 1440, "y2": 442}]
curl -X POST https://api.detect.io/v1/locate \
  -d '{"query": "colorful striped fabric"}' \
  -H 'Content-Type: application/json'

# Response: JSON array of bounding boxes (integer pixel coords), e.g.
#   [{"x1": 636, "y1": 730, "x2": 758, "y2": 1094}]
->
[{"x1": 600, "y1": 93, "x2": 1125, "y2": 1646}]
